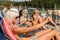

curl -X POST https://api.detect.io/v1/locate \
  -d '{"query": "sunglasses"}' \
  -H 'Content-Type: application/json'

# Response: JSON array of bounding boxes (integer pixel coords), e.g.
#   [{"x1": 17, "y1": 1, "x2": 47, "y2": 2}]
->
[{"x1": 15, "y1": 16, "x2": 19, "y2": 19}]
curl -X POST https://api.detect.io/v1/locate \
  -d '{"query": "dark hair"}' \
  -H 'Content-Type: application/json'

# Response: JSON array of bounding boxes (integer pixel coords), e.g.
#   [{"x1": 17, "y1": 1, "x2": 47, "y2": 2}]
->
[
  {"x1": 19, "y1": 9, "x2": 24, "y2": 18},
  {"x1": 19, "y1": 9, "x2": 23, "y2": 24}
]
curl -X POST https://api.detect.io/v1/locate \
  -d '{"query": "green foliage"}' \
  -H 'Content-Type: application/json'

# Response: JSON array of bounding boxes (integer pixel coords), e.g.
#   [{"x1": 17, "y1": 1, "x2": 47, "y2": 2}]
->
[
  {"x1": 0, "y1": 1, "x2": 14, "y2": 6},
  {"x1": 0, "y1": 0, "x2": 60, "y2": 9}
]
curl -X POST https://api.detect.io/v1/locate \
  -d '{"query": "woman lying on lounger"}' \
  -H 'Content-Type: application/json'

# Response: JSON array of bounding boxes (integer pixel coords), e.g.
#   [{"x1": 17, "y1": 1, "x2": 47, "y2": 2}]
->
[
  {"x1": 32, "y1": 9, "x2": 59, "y2": 27},
  {"x1": 19, "y1": 9, "x2": 32, "y2": 27},
  {"x1": 5, "y1": 9, "x2": 60, "y2": 40}
]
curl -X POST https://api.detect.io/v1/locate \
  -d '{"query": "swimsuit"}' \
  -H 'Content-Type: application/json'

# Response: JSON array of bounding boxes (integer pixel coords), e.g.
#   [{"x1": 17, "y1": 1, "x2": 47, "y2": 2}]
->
[
  {"x1": 19, "y1": 15, "x2": 28, "y2": 27},
  {"x1": 19, "y1": 14, "x2": 48, "y2": 38},
  {"x1": 19, "y1": 14, "x2": 30, "y2": 37},
  {"x1": 28, "y1": 14, "x2": 48, "y2": 36}
]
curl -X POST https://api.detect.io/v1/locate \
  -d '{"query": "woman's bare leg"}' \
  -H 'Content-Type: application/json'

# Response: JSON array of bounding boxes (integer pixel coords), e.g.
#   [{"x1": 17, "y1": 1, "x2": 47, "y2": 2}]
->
[
  {"x1": 47, "y1": 16, "x2": 58, "y2": 27},
  {"x1": 14, "y1": 30, "x2": 60, "y2": 40},
  {"x1": 14, "y1": 29, "x2": 51, "y2": 40},
  {"x1": 38, "y1": 30, "x2": 60, "y2": 40},
  {"x1": 14, "y1": 34, "x2": 30, "y2": 40},
  {"x1": 35, "y1": 29, "x2": 51, "y2": 37}
]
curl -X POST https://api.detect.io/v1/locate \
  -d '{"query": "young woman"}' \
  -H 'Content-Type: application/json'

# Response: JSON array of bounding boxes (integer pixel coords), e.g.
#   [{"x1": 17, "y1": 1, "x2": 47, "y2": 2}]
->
[
  {"x1": 32, "y1": 10, "x2": 43, "y2": 25},
  {"x1": 5, "y1": 9, "x2": 60, "y2": 40},
  {"x1": 19, "y1": 9, "x2": 32, "y2": 27},
  {"x1": 32, "y1": 9, "x2": 59, "y2": 27}
]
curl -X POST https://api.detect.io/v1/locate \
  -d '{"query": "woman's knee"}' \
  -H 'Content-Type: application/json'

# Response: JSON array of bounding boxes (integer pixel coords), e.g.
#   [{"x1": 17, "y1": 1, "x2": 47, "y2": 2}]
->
[{"x1": 37, "y1": 30, "x2": 59, "y2": 40}]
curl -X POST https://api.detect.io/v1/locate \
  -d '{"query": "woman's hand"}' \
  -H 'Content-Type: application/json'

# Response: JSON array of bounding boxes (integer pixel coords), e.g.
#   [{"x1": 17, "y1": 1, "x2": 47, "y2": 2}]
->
[
  {"x1": 25, "y1": 22, "x2": 32, "y2": 27},
  {"x1": 27, "y1": 18, "x2": 31, "y2": 21}
]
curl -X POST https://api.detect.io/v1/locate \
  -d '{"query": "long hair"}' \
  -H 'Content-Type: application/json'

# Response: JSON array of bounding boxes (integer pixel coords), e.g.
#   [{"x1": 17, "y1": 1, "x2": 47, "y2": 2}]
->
[{"x1": 19, "y1": 9, "x2": 24, "y2": 19}]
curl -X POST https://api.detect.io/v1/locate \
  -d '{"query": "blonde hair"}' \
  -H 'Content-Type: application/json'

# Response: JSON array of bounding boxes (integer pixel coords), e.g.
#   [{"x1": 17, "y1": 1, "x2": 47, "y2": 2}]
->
[{"x1": 5, "y1": 10, "x2": 19, "y2": 22}]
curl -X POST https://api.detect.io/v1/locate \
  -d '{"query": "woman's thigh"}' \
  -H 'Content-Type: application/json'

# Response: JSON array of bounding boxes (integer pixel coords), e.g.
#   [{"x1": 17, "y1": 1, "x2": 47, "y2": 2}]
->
[
  {"x1": 35, "y1": 29, "x2": 51, "y2": 37},
  {"x1": 38, "y1": 30, "x2": 60, "y2": 40}
]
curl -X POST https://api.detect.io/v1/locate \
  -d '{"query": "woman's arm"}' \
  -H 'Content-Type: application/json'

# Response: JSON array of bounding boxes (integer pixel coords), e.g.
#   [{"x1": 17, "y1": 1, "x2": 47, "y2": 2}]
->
[
  {"x1": 12, "y1": 20, "x2": 48, "y2": 33},
  {"x1": 48, "y1": 16, "x2": 58, "y2": 27},
  {"x1": 38, "y1": 16, "x2": 44, "y2": 23}
]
